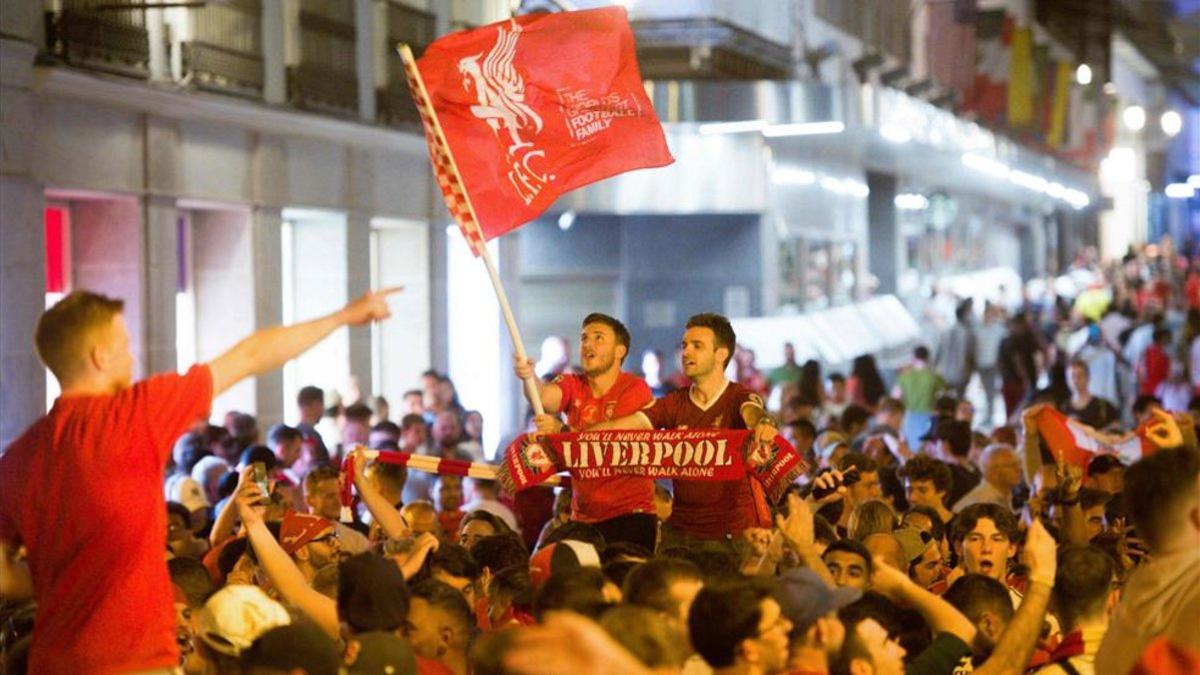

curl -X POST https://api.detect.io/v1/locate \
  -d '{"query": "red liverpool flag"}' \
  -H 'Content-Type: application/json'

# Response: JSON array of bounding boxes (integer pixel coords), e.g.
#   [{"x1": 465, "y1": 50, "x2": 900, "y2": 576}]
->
[{"x1": 404, "y1": 7, "x2": 673, "y2": 250}]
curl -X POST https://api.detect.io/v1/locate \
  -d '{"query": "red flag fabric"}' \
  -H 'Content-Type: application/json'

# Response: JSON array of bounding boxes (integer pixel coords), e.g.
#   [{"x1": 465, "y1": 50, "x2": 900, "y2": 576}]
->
[
  {"x1": 410, "y1": 7, "x2": 673, "y2": 247},
  {"x1": 1033, "y1": 407, "x2": 1159, "y2": 477},
  {"x1": 497, "y1": 429, "x2": 807, "y2": 503}
]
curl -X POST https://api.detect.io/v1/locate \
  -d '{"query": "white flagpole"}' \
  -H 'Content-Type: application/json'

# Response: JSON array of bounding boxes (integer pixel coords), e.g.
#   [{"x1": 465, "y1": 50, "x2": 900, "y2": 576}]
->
[{"x1": 399, "y1": 44, "x2": 546, "y2": 417}]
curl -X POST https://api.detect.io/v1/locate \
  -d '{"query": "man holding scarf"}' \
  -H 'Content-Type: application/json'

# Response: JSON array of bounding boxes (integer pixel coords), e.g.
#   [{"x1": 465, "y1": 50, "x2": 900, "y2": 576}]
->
[
  {"x1": 516, "y1": 313, "x2": 658, "y2": 550},
  {"x1": 539, "y1": 313, "x2": 779, "y2": 547}
]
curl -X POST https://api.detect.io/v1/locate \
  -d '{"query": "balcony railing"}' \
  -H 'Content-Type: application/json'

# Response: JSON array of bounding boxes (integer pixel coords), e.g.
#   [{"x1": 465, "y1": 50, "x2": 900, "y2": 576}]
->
[
  {"x1": 180, "y1": 0, "x2": 264, "y2": 98},
  {"x1": 814, "y1": 0, "x2": 911, "y2": 63},
  {"x1": 288, "y1": 0, "x2": 358, "y2": 116},
  {"x1": 631, "y1": 18, "x2": 793, "y2": 80},
  {"x1": 46, "y1": 1, "x2": 150, "y2": 79},
  {"x1": 377, "y1": 1, "x2": 436, "y2": 128}
]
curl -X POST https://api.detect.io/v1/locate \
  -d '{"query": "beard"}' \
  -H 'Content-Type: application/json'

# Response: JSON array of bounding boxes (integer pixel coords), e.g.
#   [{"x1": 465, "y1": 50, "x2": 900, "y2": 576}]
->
[{"x1": 583, "y1": 352, "x2": 617, "y2": 378}]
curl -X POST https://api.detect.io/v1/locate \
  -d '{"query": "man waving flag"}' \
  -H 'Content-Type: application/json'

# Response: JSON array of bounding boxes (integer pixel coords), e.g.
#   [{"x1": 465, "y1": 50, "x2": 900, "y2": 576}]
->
[{"x1": 405, "y1": 6, "x2": 673, "y2": 248}]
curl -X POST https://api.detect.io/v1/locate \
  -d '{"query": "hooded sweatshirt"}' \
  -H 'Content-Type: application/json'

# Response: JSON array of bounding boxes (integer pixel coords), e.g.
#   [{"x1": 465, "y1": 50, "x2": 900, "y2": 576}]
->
[{"x1": 1095, "y1": 546, "x2": 1200, "y2": 675}]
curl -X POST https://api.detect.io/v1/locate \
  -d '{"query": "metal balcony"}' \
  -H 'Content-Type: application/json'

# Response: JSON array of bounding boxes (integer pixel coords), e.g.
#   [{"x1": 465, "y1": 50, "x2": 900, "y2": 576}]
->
[
  {"x1": 180, "y1": 0, "x2": 264, "y2": 98},
  {"x1": 45, "y1": 2, "x2": 150, "y2": 79}
]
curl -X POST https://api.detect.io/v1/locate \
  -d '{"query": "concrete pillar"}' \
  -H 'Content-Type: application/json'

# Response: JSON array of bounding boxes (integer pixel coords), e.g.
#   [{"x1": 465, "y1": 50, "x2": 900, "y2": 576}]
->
[
  {"x1": 253, "y1": 207, "x2": 285, "y2": 426},
  {"x1": 428, "y1": 203, "x2": 450, "y2": 374},
  {"x1": 355, "y1": 0, "x2": 376, "y2": 122},
  {"x1": 262, "y1": 0, "x2": 287, "y2": 105},
  {"x1": 497, "y1": 233, "x2": 522, "y2": 453},
  {"x1": 866, "y1": 171, "x2": 901, "y2": 295},
  {"x1": 347, "y1": 212, "x2": 373, "y2": 397},
  {"x1": 143, "y1": 195, "x2": 179, "y2": 376},
  {"x1": 0, "y1": 17, "x2": 44, "y2": 448}
]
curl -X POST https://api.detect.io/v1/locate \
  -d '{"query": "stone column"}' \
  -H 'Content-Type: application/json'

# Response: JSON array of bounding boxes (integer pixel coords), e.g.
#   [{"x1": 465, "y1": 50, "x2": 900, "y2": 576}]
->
[
  {"x1": 252, "y1": 207, "x2": 285, "y2": 426},
  {"x1": 346, "y1": 211, "x2": 373, "y2": 397},
  {"x1": 142, "y1": 194, "x2": 179, "y2": 376},
  {"x1": 866, "y1": 171, "x2": 901, "y2": 296}
]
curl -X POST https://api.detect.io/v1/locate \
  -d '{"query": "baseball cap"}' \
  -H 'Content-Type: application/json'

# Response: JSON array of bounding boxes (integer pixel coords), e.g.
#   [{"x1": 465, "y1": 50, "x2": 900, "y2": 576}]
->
[
  {"x1": 774, "y1": 568, "x2": 861, "y2": 638},
  {"x1": 279, "y1": 512, "x2": 335, "y2": 555},
  {"x1": 529, "y1": 540, "x2": 601, "y2": 589},
  {"x1": 893, "y1": 527, "x2": 934, "y2": 565},
  {"x1": 1088, "y1": 454, "x2": 1125, "y2": 476},
  {"x1": 241, "y1": 621, "x2": 340, "y2": 675},
  {"x1": 167, "y1": 475, "x2": 210, "y2": 512},
  {"x1": 815, "y1": 431, "x2": 850, "y2": 461},
  {"x1": 198, "y1": 585, "x2": 291, "y2": 656},
  {"x1": 338, "y1": 553, "x2": 410, "y2": 633},
  {"x1": 346, "y1": 631, "x2": 418, "y2": 674}
]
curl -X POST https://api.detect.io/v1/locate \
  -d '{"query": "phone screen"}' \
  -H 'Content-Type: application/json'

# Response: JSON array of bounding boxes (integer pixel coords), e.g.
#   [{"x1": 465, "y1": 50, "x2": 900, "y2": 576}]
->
[{"x1": 252, "y1": 462, "x2": 270, "y2": 501}]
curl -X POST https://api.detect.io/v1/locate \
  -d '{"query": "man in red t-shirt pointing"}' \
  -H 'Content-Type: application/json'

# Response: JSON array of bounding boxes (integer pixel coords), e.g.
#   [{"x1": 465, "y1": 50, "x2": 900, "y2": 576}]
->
[
  {"x1": 0, "y1": 287, "x2": 399, "y2": 673},
  {"x1": 516, "y1": 313, "x2": 657, "y2": 550},
  {"x1": 539, "y1": 313, "x2": 780, "y2": 546}
]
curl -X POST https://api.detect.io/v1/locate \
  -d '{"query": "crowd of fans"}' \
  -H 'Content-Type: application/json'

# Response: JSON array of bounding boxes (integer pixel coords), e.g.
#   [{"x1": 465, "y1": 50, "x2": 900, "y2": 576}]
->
[{"x1": 2, "y1": 244, "x2": 1200, "y2": 674}]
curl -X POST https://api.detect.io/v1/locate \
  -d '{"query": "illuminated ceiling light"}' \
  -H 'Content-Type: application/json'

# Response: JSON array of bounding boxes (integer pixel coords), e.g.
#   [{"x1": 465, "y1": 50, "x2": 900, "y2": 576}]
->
[
  {"x1": 557, "y1": 210, "x2": 576, "y2": 231},
  {"x1": 698, "y1": 120, "x2": 767, "y2": 135},
  {"x1": 1123, "y1": 105, "x2": 1146, "y2": 131},
  {"x1": 1076, "y1": 63, "x2": 1092, "y2": 85},
  {"x1": 1161, "y1": 110, "x2": 1183, "y2": 137},
  {"x1": 961, "y1": 153, "x2": 1010, "y2": 178},
  {"x1": 762, "y1": 121, "x2": 845, "y2": 137},
  {"x1": 1165, "y1": 183, "x2": 1195, "y2": 199},
  {"x1": 1009, "y1": 169, "x2": 1049, "y2": 192},
  {"x1": 1188, "y1": 175, "x2": 1200, "y2": 189}
]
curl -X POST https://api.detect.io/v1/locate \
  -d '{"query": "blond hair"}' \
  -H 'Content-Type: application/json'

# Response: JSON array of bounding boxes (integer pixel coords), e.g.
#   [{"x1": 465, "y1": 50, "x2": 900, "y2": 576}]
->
[{"x1": 35, "y1": 291, "x2": 124, "y2": 382}]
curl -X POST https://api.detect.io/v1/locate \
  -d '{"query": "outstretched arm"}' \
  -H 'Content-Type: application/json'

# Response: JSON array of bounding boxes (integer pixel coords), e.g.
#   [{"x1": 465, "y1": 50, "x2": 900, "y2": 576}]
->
[
  {"x1": 208, "y1": 287, "x2": 401, "y2": 397},
  {"x1": 348, "y1": 449, "x2": 411, "y2": 542},
  {"x1": 236, "y1": 485, "x2": 339, "y2": 638}
]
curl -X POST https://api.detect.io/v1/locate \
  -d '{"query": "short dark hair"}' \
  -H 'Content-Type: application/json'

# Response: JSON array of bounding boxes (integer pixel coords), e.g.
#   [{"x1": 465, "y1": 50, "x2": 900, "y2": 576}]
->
[
  {"x1": 297, "y1": 386, "x2": 324, "y2": 407},
  {"x1": 371, "y1": 420, "x2": 401, "y2": 437},
  {"x1": 914, "y1": 345, "x2": 930, "y2": 361},
  {"x1": 951, "y1": 503, "x2": 1019, "y2": 545},
  {"x1": 840, "y1": 405, "x2": 871, "y2": 433},
  {"x1": 1124, "y1": 447, "x2": 1200, "y2": 552},
  {"x1": 622, "y1": 558, "x2": 702, "y2": 616},
  {"x1": 688, "y1": 580, "x2": 774, "y2": 668},
  {"x1": 1079, "y1": 487, "x2": 1112, "y2": 512},
  {"x1": 943, "y1": 574, "x2": 1014, "y2": 624},
  {"x1": 168, "y1": 557, "x2": 215, "y2": 608},
  {"x1": 534, "y1": 568, "x2": 611, "y2": 620},
  {"x1": 581, "y1": 313, "x2": 632, "y2": 363},
  {"x1": 837, "y1": 452, "x2": 878, "y2": 476},
  {"x1": 789, "y1": 418, "x2": 817, "y2": 440},
  {"x1": 399, "y1": 413, "x2": 427, "y2": 433},
  {"x1": 897, "y1": 455, "x2": 952, "y2": 496},
  {"x1": 822, "y1": 539, "x2": 873, "y2": 577},
  {"x1": 166, "y1": 501, "x2": 192, "y2": 531},
  {"x1": 836, "y1": 592, "x2": 903, "y2": 674},
  {"x1": 266, "y1": 423, "x2": 301, "y2": 447},
  {"x1": 411, "y1": 578, "x2": 474, "y2": 635},
  {"x1": 470, "y1": 534, "x2": 528, "y2": 574},
  {"x1": 430, "y1": 545, "x2": 481, "y2": 581},
  {"x1": 685, "y1": 313, "x2": 737, "y2": 369},
  {"x1": 1132, "y1": 394, "x2": 1162, "y2": 417},
  {"x1": 343, "y1": 403, "x2": 372, "y2": 423},
  {"x1": 404, "y1": 388, "x2": 423, "y2": 400},
  {"x1": 877, "y1": 397, "x2": 905, "y2": 415},
  {"x1": 903, "y1": 505, "x2": 946, "y2": 543},
  {"x1": 934, "y1": 419, "x2": 972, "y2": 458},
  {"x1": 1053, "y1": 544, "x2": 1115, "y2": 628}
]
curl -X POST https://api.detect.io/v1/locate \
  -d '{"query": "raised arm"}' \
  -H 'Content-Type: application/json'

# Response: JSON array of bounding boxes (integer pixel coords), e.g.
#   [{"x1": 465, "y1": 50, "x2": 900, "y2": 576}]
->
[
  {"x1": 208, "y1": 287, "x2": 401, "y2": 397},
  {"x1": 514, "y1": 355, "x2": 563, "y2": 414},
  {"x1": 974, "y1": 520, "x2": 1057, "y2": 675},
  {"x1": 209, "y1": 467, "x2": 254, "y2": 548},
  {"x1": 870, "y1": 555, "x2": 977, "y2": 646},
  {"x1": 776, "y1": 493, "x2": 834, "y2": 587},
  {"x1": 235, "y1": 485, "x2": 339, "y2": 638},
  {"x1": 348, "y1": 449, "x2": 411, "y2": 542}
]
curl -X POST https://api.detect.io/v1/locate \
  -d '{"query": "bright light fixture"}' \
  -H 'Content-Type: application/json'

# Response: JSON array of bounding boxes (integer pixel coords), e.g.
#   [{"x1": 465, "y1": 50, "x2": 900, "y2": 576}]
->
[
  {"x1": 1188, "y1": 175, "x2": 1200, "y2": 189},
  {"x1": 557, "y1": 210, "x2": 576, "y2": 231},
  {"x1": 775, "y1": 167, "x2": 816, "y2": 185},
  {"x1": 1123, "y1": 105, "x2": 1146, "y2": 131},
  {"x1": 1076, "y1": 64, "x2": 1092, "y2": 85},
  {"x1": 894, "y1": 193, "x2": 929, "y2": 210},
  {"x1": 1161, "y1": 110, "x2": 1183, "y2": 137},
  {"x1": 762, "y1": 121, "x2": 845, "y2": 137},
  {"x1": 698, "y1": 120, "x2": 767, "y2": 135},
  {"x1": 1165, "y1": 183, "x2": 1195, "y2": 199}
]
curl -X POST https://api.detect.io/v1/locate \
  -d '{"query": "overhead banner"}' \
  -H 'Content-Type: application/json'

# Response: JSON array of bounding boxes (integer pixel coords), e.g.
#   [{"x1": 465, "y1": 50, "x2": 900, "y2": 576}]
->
[{"x1": 498, "y1": 429, "x2": 806, "y2": 502}]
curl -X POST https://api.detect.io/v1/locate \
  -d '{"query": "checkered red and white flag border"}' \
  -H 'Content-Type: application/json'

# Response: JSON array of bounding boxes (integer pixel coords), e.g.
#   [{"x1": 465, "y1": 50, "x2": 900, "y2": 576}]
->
[{"x1": 398, "y1": 44, "x2": 487, "y2": 256}]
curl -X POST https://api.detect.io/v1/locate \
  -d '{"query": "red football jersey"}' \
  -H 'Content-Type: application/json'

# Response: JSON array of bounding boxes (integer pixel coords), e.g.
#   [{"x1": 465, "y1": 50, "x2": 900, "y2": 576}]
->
[
  {"x1": 638, "y1": 381, "x2": 771, "y2": 539},
  {"x1": 555, "y1": 372, "x2": 655, "y2": 522},
  {"x1": 0, "y1": 365, "x2": 213, "y2": 673}
]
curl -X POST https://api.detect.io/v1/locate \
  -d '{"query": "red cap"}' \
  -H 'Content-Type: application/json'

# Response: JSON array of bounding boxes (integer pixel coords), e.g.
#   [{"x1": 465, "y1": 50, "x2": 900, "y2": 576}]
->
[{"x1": 279, "y1": 512, "x2": 334, "y2": 555}]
